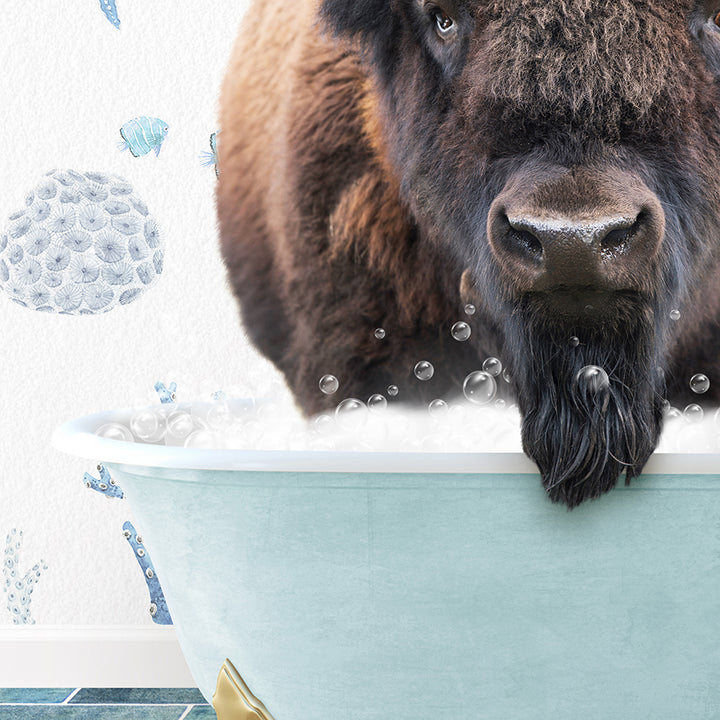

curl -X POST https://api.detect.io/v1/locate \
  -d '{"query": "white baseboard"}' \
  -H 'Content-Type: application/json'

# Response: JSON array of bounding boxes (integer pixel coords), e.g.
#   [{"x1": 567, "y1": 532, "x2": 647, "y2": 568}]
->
[{"x1": 0, "y1": 626, "x2": 196, "y2": 687}]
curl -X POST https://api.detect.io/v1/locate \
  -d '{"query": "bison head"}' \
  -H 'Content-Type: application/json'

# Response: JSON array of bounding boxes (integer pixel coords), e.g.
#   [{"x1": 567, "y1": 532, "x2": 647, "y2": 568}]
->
[{"x1": 321, "y1": 0, "x2": 720, "y2": 505}]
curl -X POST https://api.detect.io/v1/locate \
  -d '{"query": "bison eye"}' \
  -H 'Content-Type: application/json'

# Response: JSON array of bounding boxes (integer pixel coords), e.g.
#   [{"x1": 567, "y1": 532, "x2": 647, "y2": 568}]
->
[{"x1": 432, "y1": 8, "x2": 456, "y2": 38}]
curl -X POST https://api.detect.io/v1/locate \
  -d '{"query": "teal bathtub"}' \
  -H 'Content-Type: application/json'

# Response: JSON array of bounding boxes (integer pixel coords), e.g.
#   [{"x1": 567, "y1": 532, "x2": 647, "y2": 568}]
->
[{"x1": 54, "y1": 408, "x2": 720, "y2": 720}]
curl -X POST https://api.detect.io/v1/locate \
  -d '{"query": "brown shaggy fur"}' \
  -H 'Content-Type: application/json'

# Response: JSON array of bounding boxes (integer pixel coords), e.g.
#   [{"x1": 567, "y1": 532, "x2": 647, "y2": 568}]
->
[{"x1": 218, "y1": 0, "x2": 720, "y2": 502}]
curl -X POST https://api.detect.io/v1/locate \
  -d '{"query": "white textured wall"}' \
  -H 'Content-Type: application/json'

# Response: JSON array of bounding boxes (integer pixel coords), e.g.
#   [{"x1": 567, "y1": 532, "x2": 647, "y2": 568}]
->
[{"x1": 0, "y1": 0, "x2": 285, "y2": 624}]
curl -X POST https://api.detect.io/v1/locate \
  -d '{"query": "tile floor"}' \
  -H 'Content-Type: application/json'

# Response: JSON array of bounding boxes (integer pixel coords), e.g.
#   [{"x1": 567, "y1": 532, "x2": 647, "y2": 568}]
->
[{"x1": 0, "y1": 689, "x2": 216, "y2": 719}]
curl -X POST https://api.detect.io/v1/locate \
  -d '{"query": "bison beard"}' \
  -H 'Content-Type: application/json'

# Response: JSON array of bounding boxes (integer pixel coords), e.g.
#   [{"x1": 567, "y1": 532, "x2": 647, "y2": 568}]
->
[{"x1": 506, "y1": 299, "x2": 665, "y2": 507}]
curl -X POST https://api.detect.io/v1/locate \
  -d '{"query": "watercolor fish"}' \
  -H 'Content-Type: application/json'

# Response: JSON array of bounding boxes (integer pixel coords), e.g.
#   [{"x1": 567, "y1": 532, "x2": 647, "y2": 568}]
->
[
  {"x1": 118, "y1": 117, "x2": 169, "y2": 158},
  {"x1": 154, "y1": 381, "x2": 177, "y2": 404},
  {"x1": 122, "y1": 522, "x2": 172, "y2": 625},
  {"x1": 99, "y1": 0, "x2": 120, "y2": 28},
  {"x1": 200, "y1": 131, "x2": 220, "y2": 177},
  {"x1": 83, "y1": 464, "x2": 124, "y2": 499}
]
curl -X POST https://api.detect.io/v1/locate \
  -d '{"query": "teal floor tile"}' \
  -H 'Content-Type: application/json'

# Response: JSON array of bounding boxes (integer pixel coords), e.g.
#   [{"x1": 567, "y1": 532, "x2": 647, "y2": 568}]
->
[
  {"x1": 0, "y1": 689, "x2": 75, "y2": 703},
  {"x1": 184, "y1": 706, "x2": 217, "y2": 719},
  {"x1": 69, "y1": 688, "x2": 206, "y2": 705},
  {"x1": 0, "y1": 707, "x2": 183, "y2": 720}
]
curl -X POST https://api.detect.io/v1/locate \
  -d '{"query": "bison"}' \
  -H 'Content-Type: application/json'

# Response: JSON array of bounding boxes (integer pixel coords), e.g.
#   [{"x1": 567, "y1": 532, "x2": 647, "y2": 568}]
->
[{"x1": 217, "y1": 0, "x2": 720, "y2": 506}]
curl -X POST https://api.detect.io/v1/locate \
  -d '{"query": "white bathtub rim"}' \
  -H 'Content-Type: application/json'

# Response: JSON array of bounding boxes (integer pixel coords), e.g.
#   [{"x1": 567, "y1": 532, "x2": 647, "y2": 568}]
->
[{"x1": 52, "y1": 408, "x2": 720, "y2": 476}]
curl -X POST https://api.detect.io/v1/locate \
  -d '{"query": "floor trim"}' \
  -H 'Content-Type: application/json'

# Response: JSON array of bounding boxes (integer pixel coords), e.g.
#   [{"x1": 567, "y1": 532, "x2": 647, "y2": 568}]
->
[{"x1": 0, "y1": 626, "x2": 195, "y2": 687}]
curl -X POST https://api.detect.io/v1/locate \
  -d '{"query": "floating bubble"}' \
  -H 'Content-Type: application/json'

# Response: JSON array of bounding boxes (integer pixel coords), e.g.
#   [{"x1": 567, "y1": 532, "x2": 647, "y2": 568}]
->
[
  {"x1": 335, "y1": 398, "x2": 369, "y2": 431},
  {"x1": 206, "y1": 402, "x2": 235, "y2": 431},
  {"x1": 569, "y1": 336, "x2": 580, "y2": 348},
  {"x1": 463, "y1": 371, "x2": 497, "y2": 405},
  {"x1": 482, "y1": 357, "x2": 503, "y2": 377},
  {"x1": 166, "y1": 411, "x2": 194, "y2": 439},
  {"x1": 464, "y1": 303, "x2": 476, "y2": 315},
  {"x1": 374, "y1": 328, "x2": 386, "y2": 340},
  {"x1": 387, "y1": 385, "x2": 399, "y2": 397},
  {"x1": 318, "y1": 374, "x2": 339, "y2": 395},
  {"x1": 313, "y1": 414, "x2": 334, "y2": 436},
  {"x1": 683, "y1": 404, "x2": 704, "y2": 423},
  {"x1": 368, "y1": 394, "x2": 387, "y2": 412},
  {"x1": 494, "y1": 399, "x2": 506, "y2": 410},
  {"x1": 428, "y1": 398, "x2": 448, "y2": 418},
  {"x1": 670, "y1": 309, "x2": 681, "y2": 321},
  {"x1": 96, "y1": 422, "x2": 133, "y2": 442},
  {"x1": 665, "y1": 406, "x2": 682, "y2": 420},
  {"x1": 414, "y1": 361, "x2": 434, "y2": 381},
  {"x1": 502, "y1": 369, "x2": 512, "y2": 384},
  {"x1": 184, "y1": 429, "x2": 223, "y2": 449},
  {"x1": 130, "y1": 408, "x2": 165, "y2": 442},
  {"x1": 575, "y1": 365, "x2": 610, "y2": 395},
  {"x1": 690, "y1": 373, "x2": 710, "y2": 394},
  {"x1": 451, "y1": 321, "x2": 471, "y2": 341}
]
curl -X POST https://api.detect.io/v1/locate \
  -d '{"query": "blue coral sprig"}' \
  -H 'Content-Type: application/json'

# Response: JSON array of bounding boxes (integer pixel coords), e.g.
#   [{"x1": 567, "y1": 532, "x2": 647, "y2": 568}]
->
[
  {"x1": 2, "y1": 529, "x2": 47, "y2": 625},
  {"x1": 122, "y1": 521, "x2": 172, "y2": 625}
]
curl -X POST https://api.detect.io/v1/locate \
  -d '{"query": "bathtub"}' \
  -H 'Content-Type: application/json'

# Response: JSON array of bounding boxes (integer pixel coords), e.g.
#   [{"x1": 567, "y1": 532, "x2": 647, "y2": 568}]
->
[{"x1": 54, "y1": 406, "x2": 720, "y2": 720}]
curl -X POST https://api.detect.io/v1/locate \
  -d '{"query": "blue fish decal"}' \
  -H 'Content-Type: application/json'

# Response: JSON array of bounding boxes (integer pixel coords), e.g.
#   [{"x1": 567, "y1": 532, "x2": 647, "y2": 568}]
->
[
  {"x1": 200, "y1": 131, "x2": 220, "y2": 177},
  {"x1": 118, "y1": 117, "x2": 169, "y2": 158},
  {"x1": 154, "y1": 381, "x2": 177, "y2": 404},
  {"x1": 83, "y1": 464, "x2": 124, "y2": 499},
  {"x1": 99, "y1": 0, "x2": 120, "y2": 28},
  {"x1": 122, "y1": 522, "x2": 172, "y2": 625}
]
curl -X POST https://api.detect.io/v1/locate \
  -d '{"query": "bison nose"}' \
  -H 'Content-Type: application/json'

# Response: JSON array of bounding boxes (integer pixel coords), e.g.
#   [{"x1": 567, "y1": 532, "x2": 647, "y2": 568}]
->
[{"x1": 486, "y1": 169, "x2": 665, "y2": 294}]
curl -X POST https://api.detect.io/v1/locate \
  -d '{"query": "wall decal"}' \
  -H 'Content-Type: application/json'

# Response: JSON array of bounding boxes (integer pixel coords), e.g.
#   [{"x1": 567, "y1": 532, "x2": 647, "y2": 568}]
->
[
  {"x1": 122, "y1": 522, "x2": 172, "y2": 625},
  {"x1": 154, "y1": 381, "x2": 177, "y2": 404},
  {"x1": 2, "y1": 529, "x2": 47, "y2": 625},
  {"x1": 99, "y1": 0, "x2": 120, "y2": 28},
  {"x1": 118, "y1": 117, "x2": 169, "y2": 158},
  {"x1": 83, "y1": 464, "x2": 125, "y2": 499},
  {"x1": 0, "y1": 169, "x2": 164, "y2": 314},
  {"x1": 200, "y1": 131, "x2": 220, "y2": 177}
]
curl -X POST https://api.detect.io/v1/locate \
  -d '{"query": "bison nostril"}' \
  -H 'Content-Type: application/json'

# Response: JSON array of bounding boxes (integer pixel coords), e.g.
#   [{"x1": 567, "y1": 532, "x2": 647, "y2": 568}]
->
[
  {"x1": 499, "y1": 213, "x2": 544, "y2": 264},
  {"x1": 509, "y1": 227, "x2": 544, "y2": 261},
  {"x1": 600, "y1": 212, "x2": 646, "y2": 255},
  {"x1": 600, "y1": 226, "x2": 632, "y2": 253}
]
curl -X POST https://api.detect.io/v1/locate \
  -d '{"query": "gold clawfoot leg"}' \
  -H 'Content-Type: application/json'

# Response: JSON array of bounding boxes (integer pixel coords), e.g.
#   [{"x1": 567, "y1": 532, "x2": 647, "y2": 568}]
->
[{"x1": 213, "y1": 658, "x2": 276, "y2": 720}]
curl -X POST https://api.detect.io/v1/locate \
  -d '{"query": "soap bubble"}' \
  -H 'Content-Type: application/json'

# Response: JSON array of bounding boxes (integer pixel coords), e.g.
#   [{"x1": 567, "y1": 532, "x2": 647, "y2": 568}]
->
[
  {"x1": 96, "y1": 422, "x2": 133, "y2": 442},
  {"x1": 464, "y1": 303, "x2": 476, "y2": 315},
  {"x1": 428, "y1": 398, "x2": 448, "y2": 418},
  {"x1": 463, "y1": 371, "x2": 497, "y2": 405},
  {"x1": 166, "y1": 411, "x2": 194, "y2": 439},
  {"x1": 319, "y1": 374, "x2": 339, "y2": 395},
  {"x1": 414, "y1": 361, "x2": 434, "y2": 381},
  {"x1": 374, "y1": 328, "x2": 386, "y2": 340},
  {"x1": 387, "y1": 385, "x2": 399, "y2": 397},
  {"x1": 184, "y1": 430, "x2": 224, "y2": 449},
  {"x1": 569, "y1": 336, "x2": 580, "y2": 348},
  {"x1": 575, "y1": 365, "x2": 610, "y2": 395},
  {"x1": 451, "y1": 321, "x2": 471, "y2": 341},
  {"x1": 502, "y1": 369, "x2": 512, "y2": 384},
  {"x1": 670, "y1": 309, "x2": 681, "y2": 321},
  {"x1": 683, "y1": 404, "x2": 704, "y2": 423},
  {"x1": 335, "y1": 398, "x2": 368, "y2": 431},
  {"x1": 665, "y1": 406, "x2": 682, "y2": 420},
  {"x1": 494, "y1": 399, "x2": 506, "y2": 410},
  {"x1": 206, "y1": 402, "x2": 235, "y2": 431},
  {"x1": 367, "y1": 394, "x2": 387, "y2": 412},
  {"x1": 482, "y1": 357, "x2": 503, "y2": 377},
  {"x1": 130, "y1": 408, "x2": 165, "y2": 442},
  {"x1": 313, "y1": 414, "x2": 335, "y2": 436},
  {"x1": 690, "y1": 373, "x2": 710, "y2": 394}
]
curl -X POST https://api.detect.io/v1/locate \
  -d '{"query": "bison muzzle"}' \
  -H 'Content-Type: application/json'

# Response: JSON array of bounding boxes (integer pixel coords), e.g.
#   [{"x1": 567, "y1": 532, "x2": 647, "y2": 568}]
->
[{"x1": 217, "y1": 0, "x2": 720, "y2": 506}]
